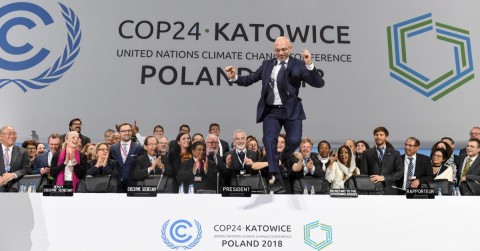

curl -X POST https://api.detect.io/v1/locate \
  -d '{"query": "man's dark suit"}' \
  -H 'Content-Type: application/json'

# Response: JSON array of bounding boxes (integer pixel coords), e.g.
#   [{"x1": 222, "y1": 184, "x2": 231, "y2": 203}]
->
[
  {"x1": 289, "y1": 152, "x2": 325, "y2": 179},
  {"x1": 361, "y1": 147, "x2": 404, "y2": 195},
  {"x1": 234, "y1": 56, "x2": 324, "y2": 176},
  {"x1": 0, "y1": 145, "x2": 31, "y2": 192},
  {"x1": 457, "y1": 155, "x2": 480, "y2": 184},
  {"x1": 32, "y1": 151, "x2": 54, "y2": 174},
  {"x1": 132, "y1": 154, "x2": 172, "y2": 181},
  {"x1": 109, "y1": 141, "x2": 144, "y2": 191},
  {"x1": 398, "y1": 154, "x2": 434, "y2": 189},
  {"x1": 219, "y1": 139, "x2": 230, "y2": 157},
  {"x1": 225, "y1": 149, "x2": 258, "y2": 176},
  {"x1": 176, "y1": 158, "x2": 218, "y2": 192},
  {"x1": 208, "y1": 152, "x2": 228, "y2": 188}
]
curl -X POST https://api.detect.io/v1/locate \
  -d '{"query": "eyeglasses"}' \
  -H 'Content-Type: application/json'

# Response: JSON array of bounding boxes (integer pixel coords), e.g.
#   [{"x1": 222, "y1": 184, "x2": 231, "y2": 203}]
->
[
  {"x1": 404, "y1": 144, "x2": 418, "y2": 147},
  {"x1": 206, "y1": 141, "x2": 218, "y2": 145},
  {"x1": 120, "y1": 130, "x2": 132, "y2": 133},
  {"x1": 1, "y1": 132, "x2": 17, "y2": 137},
  {"x1": 146, "y1": 143, "x2": 158, "y2": 146},
  {"x1": 97, "y1": 148, "x2": 108, "y2": 151},
  {"x1": 26, "y1": 147, "x2": 37, "y2": 150}
]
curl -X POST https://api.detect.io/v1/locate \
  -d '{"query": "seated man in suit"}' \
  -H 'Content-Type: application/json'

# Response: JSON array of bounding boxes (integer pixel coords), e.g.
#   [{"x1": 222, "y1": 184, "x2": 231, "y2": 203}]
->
[
  {"x1": 33, "y1": 133, "x2": 62, "y2": 179},
  {"x1": 225, "y1": 130, "x2": 258, "y2": 176},
  {"x1": 0, "y1": 126, "x2": 31, "y2": 192},
  {"x1": 361, "y1": 126, "x2": 403, "y2": 195},
  {"x1": 133, "y1": 136, "x2": 173, "y2": 189},
  {"x1": 458, "y1": 139, "x2": 480, "y2": 185},
  {"x1": 206, "y1": 134, "x2": 228, "y2": 188},
  {"x1": 398, "y1": 137, "x2": 433, "y2": 191},
  {"x1": 208, "y1": 123, "x2": 230, "y2": 157},
  {"x1": 176, "y1": 141, "x2": 218, "y2": 192},
  {"x1": 290, "y1": 137, "x2": 325, "y2": 179}
]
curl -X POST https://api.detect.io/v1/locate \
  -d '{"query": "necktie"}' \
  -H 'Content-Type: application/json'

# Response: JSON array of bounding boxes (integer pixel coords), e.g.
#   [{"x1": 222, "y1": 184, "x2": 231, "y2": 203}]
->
[
  {"x1": 376, "y1": 147, "x2": 384, "y2": 162},
  {"x1": 406, "y1": 157, "x2": 414, "y2": 188},
  {"x1": 4, "y1": 148, "x2": 10, "y2": 171},
  {"x1": 461, "y1": 157, "x2": 472, "y2": 177},
  {"x1": 3, "y1": 148, "x2": 10, "y2": 167},
  {"x1": 121, "y1": 143, "x2": 128, "y2": 163},
  {"x1": 238, "y1": 151, "x2": 245, "y2": 164},
  {"x1": 276, "y1": 61, "x2": 286, "y2": 88}
]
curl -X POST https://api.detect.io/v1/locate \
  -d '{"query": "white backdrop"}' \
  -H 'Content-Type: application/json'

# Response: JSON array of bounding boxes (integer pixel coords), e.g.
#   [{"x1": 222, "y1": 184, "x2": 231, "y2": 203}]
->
[{"x1": 1, "y1": 0, "x2": 479, "y2": 147}]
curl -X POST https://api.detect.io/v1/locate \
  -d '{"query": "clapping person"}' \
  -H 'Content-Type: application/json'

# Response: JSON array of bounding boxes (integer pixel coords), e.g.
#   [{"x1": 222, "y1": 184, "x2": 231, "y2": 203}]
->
[
  {"x1": 50, "y1": 131, "x2": 88, "y2": 192},
  {"x1": 290, "y1": 138, "x2": 325, "y2": 179},
  {"x1": 325, "y1": 145, "x2": 360, "y2": 189},
  {"x1": 133, "y1": 136, "x2": 172, "y2": 182},
  {"x1": 86, "y1": 143, "x2": 118, "y2": 177},
  {"x1": 176, "y1": 141, "x2": 218, "y2": 192}
]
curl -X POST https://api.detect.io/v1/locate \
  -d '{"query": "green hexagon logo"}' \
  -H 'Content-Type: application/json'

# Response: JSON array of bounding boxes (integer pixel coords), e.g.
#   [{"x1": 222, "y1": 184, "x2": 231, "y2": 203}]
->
[
  {"x1": 387, "y1": 13, "x2": 474, "y2": 101},
  {"x1": 304, "y1": 220, "x2": 333, "y2": 250}
]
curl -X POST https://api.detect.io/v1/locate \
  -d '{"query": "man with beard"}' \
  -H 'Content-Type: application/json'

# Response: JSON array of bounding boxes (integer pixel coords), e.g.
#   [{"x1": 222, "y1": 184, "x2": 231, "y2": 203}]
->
[
  {"x1": 60, "y1": 118, "x2": 91, "y2": 145},
  {"x1": 206, "y1": 134, "x2": 228, "y2": 188},
  {"x1": 361, "y1": 126, "x2": 403, "y2": 195},
  {"x1": 290, "y1": 138, "x2": 325, "y2": 179},
  {"x1": 225, "y1": 130, "x2": 258, "y2": 176}
]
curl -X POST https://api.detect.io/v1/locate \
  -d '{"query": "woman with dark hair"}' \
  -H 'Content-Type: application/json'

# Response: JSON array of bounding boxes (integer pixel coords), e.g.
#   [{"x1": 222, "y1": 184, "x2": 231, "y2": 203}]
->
[
  {"x1": 247, "y1": 137, "x2": 262, "y2": 159},
  {"x1": 431, "y1": 148, "x2": 454, "y2": 182},
  {"x1": 50, "y1": 131, "x2": 88, "y2": 192},
  {"x1": 176, "y1": 140, "x2": 218, "y2": 192},
  {"x1": 325, "y1": 145, "x2": 360, "y2": 189},
  {"x1": 355, "y1": 140, "x2": 370, "y2": 169},
  {"x1": 153, "y1": 125, "x2": 164, "y2": 140},
  {"x1": 431, "y1": 141, "x2": 457, "y2": 183},
  {"x1": 169, "y1": 133, "x2": 191, "y2": 186},
  {"x1": 22, "y1": 140, "x2": 38, "y2": 168}
]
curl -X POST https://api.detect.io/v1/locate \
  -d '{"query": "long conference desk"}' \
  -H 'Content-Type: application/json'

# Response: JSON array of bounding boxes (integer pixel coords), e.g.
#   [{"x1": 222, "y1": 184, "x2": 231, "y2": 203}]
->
[{"x1": 0, "y1": 193, "x2": 477, "y2": 251}]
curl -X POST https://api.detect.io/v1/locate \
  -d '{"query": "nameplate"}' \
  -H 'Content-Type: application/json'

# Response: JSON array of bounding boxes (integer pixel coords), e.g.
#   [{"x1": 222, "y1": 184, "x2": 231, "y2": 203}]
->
[
  {"x1": 127, "y1": 186, "x2": 157, "y2": 197},
  {"x1": 406, "y1": 188, "x2": 435, "y2": 199},
  {"x1": 43, "y1": 185, "x2": 74, "y2": 196},
  {"x1": 329, "y1": 189, "x2": 358, "y2": 198},
  {"x1": 222, "y1": 186, "x2": 251, "y2": 197}
]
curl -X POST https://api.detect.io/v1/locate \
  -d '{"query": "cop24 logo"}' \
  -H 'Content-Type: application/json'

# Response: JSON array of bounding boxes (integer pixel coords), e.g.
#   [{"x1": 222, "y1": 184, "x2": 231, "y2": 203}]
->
[
  {"x1": 162, "y1": 219, "x2": 202, "y2": 250},
  {"x1": 0, "y1": 2, "x2": 81, "y2": 91},
  {"x1": 387, "y1": 13, "x2": 474, "y2": 101}
]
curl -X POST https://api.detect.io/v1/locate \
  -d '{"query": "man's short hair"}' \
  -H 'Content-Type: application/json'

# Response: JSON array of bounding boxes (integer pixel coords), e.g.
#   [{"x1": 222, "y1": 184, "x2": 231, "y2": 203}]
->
[
  {"x1": 300, "y1": 137, "x2": 313, "y2": 146},
  {"x1": 373, "y1": 126, "x2": 389, "y2": 136},
  {"x1": 405, "y1": 136, "x2": 420, "y2": 147},
  {"x1": 209, "y1": 123, "x2": 220, "y2": 131},
  {"x1": 441, "y1": 136, "x2": 455, "y2": 145},
  {"x1": 468, "y1": 138, "x2": 480, "y2": 148},
  {"x1": 117, "y1": 122, "x2": 132, "y2": 132}
]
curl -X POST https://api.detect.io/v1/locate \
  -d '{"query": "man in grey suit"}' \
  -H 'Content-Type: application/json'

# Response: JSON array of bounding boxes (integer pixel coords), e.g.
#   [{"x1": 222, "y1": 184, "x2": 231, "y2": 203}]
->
[
  {"x1": 0, "y1": 126, "x2": 31, "y2": 192},
  {"x1": 458, "y1": 138, "x2": 480, "y2": 184},
  {"x1": 361, "y1": 126, "x2": 404, "y2": 195}
]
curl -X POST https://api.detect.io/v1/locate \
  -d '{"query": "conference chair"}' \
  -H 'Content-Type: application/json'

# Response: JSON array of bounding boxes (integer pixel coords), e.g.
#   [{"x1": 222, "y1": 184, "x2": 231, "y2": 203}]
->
[
  {"x1": 137, "y1": 175, "x2": 175, "y2": 193},
  {"x1": 459, "y1": 179, "x2": 480, "y2": 196},
  {"x1": 344, "y1": 175, "x2": 383, "y2": 195},
  {"x1": 11, "y1": 174, "x2": 47, "y2": 192},
  {"x1": 292, "y1": 177, "x2": 330, "y2": 194},
  {"x1": 76, "y1": 175, "x2": 117, "y2": 193},
  {"x1": 230, "y1": 172, "x2": 268, "y2": 194},
  {"x1": 425, "y1": 179, "x2": 454, "y2": 195}
]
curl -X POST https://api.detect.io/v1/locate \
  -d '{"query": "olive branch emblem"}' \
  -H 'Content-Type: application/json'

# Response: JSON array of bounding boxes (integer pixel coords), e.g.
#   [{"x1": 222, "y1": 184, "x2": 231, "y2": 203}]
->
[
  {"x1": 161, "y1": 219, "x2": 202, "y2": 250},
  {"x1": 0, "y1": 3, "x2": 81, "y2": 92}
]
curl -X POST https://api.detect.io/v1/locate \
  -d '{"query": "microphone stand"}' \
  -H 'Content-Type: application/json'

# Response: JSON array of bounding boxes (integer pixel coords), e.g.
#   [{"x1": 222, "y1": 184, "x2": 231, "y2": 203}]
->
[{"x1": 259, "y1": 170, "x2": 268, "y2": 194}]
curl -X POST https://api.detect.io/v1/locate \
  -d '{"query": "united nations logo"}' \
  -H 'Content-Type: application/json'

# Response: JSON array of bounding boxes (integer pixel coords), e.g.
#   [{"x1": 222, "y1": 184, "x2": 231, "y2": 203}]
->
[
  {"x1": 161, "y1": 219, "x2": 202, "y2": 250},
  {"x1": 0, "y1": 2, "x2": 81, "y2": 91}
]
